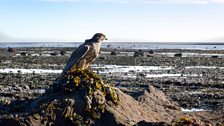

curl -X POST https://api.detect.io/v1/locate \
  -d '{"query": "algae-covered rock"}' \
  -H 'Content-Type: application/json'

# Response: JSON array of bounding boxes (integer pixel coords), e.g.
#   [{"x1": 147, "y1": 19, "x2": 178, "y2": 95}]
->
[
  {"x1": 27, "y1": 69, "x2": 119, "y2": 126},
  {"x1": 0, "y1": 69, "x2": 181, "y2": 126}
]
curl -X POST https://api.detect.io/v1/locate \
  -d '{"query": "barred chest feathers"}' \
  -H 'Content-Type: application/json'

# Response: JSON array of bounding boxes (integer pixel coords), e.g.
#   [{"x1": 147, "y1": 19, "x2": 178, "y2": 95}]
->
[
  {"x1": 84, "y1": 42, "x2": 101, "y2": 62},
  {"x1": 92, "y1": 42, "x2": 101, "y2": 57}
]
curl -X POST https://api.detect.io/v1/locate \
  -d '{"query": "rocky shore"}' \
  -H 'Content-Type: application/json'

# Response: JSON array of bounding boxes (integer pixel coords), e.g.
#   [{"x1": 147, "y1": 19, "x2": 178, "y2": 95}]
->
[{"x1": 0, "y1": 47, "x2": 224, "y2": 125}]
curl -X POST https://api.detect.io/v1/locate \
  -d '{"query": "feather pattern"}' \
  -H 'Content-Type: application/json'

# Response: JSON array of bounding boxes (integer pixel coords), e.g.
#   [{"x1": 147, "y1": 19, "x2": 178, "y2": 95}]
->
[{"x1": 63, "y1": 44, "x2": 90, "y2": 72}]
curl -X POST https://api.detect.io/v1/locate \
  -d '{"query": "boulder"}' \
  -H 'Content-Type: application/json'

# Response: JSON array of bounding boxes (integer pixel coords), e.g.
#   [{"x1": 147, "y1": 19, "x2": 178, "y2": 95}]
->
[
  {"x1": 134, "y1": 50, "x2": 144, "y2": 57},
  {"x1": 148, "y1": 50, "x2": 154, "y2": 54},
  {"x1": 174, "y1": 53, "x2": 182, "y2": 57},
  {"x1": 111, "y1": 51, "x2": 117, "y2": 56},
  {"x1": 20, "y1": 52, "x2": 27, "y2": 56},
  {"x1": 8, "y1": 47, "x2": 16, "y2": 53},
  {"x1": 50, "y1": 52, "x2": 58, "y2": 56},
  {"x1": 137, "y1": 86, "x2": 180, "y2": 122},
  {"x1": 60, "y1": 51, "x2": 66, "y2": 56}
]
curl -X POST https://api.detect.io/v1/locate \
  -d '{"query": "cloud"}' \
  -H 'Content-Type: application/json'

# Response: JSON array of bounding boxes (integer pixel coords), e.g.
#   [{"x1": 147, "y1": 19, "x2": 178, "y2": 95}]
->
[{"x1": 38, "y1": 0, "x2": 224, "y2": 4}]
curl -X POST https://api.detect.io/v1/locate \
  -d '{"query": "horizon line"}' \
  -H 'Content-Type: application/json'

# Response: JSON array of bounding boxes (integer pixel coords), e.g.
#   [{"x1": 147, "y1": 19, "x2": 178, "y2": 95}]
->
[{"x1": 0, "y1": 42, "x2": 224, "y2": 45}]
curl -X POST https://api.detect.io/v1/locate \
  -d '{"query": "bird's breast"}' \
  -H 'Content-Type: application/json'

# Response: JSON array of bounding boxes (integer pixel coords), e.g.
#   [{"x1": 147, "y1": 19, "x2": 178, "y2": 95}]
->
[
  {"x1": 93, "y1": 43, "x2": 101, "y2": 55},
  {"x1": 83, "y1": 44, "x2": 100, "y2": 62}
]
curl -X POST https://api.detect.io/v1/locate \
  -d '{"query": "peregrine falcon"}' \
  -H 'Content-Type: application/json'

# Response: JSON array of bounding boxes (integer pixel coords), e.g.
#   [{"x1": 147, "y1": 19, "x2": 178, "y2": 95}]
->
[{"x1": 58, "y1": 33, "x2": 107, "y2": 79}]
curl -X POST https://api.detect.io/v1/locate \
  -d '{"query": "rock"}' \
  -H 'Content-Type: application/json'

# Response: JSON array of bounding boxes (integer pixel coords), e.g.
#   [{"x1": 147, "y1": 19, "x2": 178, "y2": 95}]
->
[
  {"x1": 97, "y1": 88, "x2": 179, "y2": 125},
  {"x1": 147, "y1": 55, "x2": 154, "y2": 57},
  {"x1": 137, "y1": 86, "x2": 180, "y2": 121},
  {"x1": 0, "y1": 70, "x2": 181, "y2": 126},
  {"x1": 135, "y1": 121, "x2": 170, "y2": 126},
  {"x1": 0, "y1": 117, "x2": 22, "y2": 126},
  {"x1": 60, "y1": 51, "x2": 66, "y2": 56},
  {"x1": 20, "y1": 52, "x2": 27, "y2": 56},
  {"x1": 96, "y1": 86, "x2": 180, "y2": 126},
  {"x1": 111, "y1": 51, "x2": 117, "y2": 56},
  {"x1": 8, "y1": 47, "x2": 16, "y2": 54},
  {"x1": 92, "y1": 90, "x2": 106, "y2": 105},
  {"x1": 99, "y1": 57, "x2": 107, "y2": 60},
  {"x1": 148, "y1": 50, "x2": 154, "y2": 54},
  {"x1": 174, "y1": 53, "x2": 182, "y2": 57},
  {"x1": 23, "y1": 85, "x2": 30, "y2": 90},
  {"x1": 134, "y1": 50, "x2": 144, "y2": 57},
  {"x1": 107, "y1": 45, "x2": 112, "y2": 48},
  {"x1": 50, "y1": 52, "x2": 58, "y2": 56},
  {"x1": 212, "y1": 55, "x2": 219, "y2": 58}
]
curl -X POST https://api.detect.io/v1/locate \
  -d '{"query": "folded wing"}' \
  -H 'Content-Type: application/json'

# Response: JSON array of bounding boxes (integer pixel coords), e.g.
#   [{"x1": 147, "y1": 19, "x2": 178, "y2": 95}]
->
[{"x1": 63, "y1": 44, "x2": 90, "y2": 72}]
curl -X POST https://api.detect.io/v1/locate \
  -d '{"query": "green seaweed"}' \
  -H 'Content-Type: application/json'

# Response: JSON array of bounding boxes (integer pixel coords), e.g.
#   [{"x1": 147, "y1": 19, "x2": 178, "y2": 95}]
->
[{"x1": 41, "y1": 69, "x2": 119, "y2": 125}]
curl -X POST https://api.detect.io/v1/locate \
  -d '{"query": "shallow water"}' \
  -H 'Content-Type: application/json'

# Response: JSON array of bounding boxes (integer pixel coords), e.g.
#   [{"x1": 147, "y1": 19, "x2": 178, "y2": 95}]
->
[
  {"x1": 186, "y1": 66, "x2": 224, "y2": 69},
  {"x1": 31, "y1": 89, "x2": 46, "y2": 94},
  {"x1": 158, "y1": 52, "x2": 224, "y2": 58},
  {"x1": 181, "y1": 108, "x2": 209, "y2": 112},
  {"x1": 91, "y1": 65, "x2": 174, "y2": 73},
  {"x1": 0, "y1": 65, "x2": 220, "y2": 77},
  {"x1": 0, "y1": 42, "x2": 224, "y2": 50},
  {"x1": 0, "y1": 68, "x2": 62, "y2": 74},
  {"x1": 0, "y1": 65, "x2": 223, "y2": 75}
]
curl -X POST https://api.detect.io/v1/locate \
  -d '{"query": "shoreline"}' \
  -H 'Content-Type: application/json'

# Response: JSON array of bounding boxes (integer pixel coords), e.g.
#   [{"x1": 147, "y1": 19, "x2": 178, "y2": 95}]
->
[
  {"x1": 0, "y1": 47, "x2": 223, "y2": 124},
  {"x1": 1, "y1": 42, "x2": 224, "y2": 50}
]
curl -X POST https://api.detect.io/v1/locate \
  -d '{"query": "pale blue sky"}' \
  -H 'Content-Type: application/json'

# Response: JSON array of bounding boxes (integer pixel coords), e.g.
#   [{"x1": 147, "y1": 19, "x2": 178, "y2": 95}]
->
[{"x1": 0, "y1": 0, "x2": 224, "y2": 42}]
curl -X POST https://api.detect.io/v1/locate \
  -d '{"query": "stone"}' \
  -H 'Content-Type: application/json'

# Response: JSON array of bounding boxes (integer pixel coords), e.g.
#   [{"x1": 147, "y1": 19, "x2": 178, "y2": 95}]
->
[
  {"x1": 111, "y1": 51, "x2": 117, "y2": 56},
  {"x1": 174, "y1": 53, "x2": 182, "y2": 57},
  {"x1": 0, "y1": 70, "x2": 181, "y2": 126}
]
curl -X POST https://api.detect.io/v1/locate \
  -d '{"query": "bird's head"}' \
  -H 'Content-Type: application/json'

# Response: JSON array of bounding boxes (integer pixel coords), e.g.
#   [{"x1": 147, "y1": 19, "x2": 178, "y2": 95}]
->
[{"x1": 92, "y1": 33, "x2": 107, "y2": 43}]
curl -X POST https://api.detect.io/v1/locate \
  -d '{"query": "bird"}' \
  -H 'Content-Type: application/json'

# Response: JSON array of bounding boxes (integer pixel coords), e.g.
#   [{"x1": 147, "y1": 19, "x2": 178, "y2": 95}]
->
[{"x1": 58, "y1": 33, "x2": 107, "y2": 79}]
